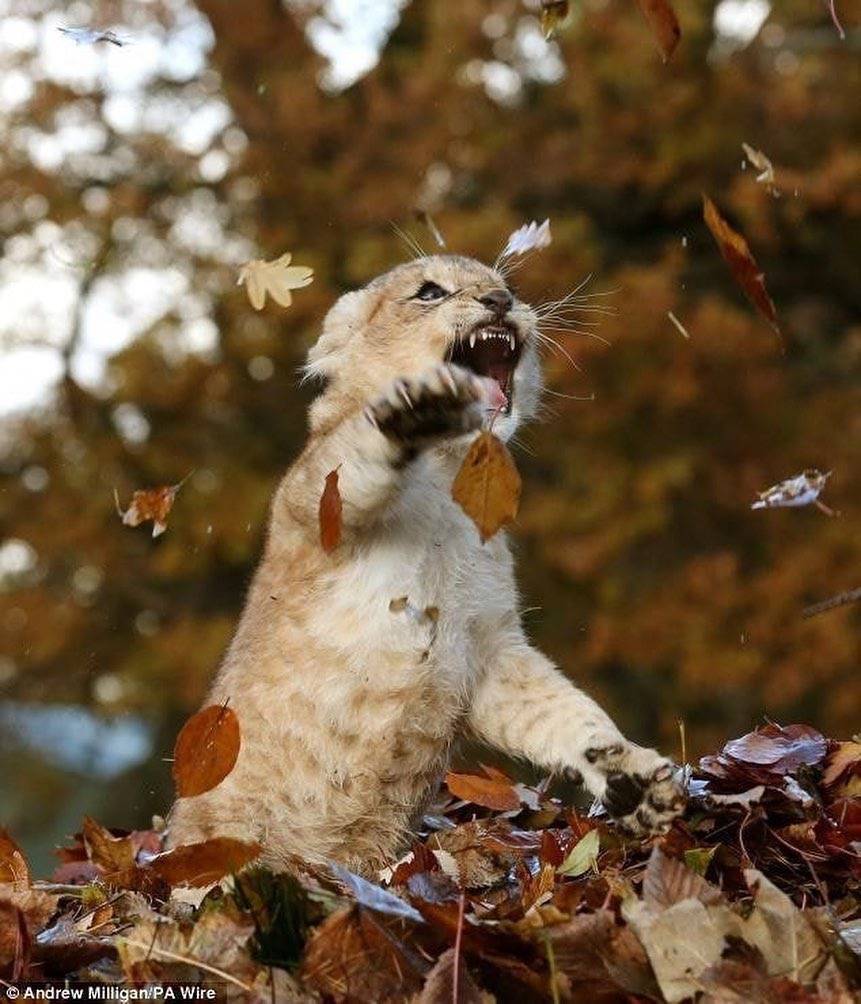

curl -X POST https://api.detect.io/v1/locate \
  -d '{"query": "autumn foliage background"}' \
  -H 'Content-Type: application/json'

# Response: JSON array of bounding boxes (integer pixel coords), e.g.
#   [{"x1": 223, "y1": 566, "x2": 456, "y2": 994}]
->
[{"x1": 0, "y1": 0, "x2": 859, "y2": 872}]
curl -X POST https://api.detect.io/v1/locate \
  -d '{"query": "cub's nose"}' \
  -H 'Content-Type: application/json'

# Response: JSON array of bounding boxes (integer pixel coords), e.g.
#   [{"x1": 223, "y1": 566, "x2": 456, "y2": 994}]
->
[{"x1": 478, "y1": 288, "x2": 513, "y2": 316}]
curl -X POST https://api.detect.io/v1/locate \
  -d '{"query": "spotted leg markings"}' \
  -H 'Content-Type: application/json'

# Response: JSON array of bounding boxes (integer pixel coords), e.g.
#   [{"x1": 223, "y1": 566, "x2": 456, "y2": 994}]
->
[
  {"x1": 364, "y1": 363, "x2": 486, "y2": 447},
  {"x1": 585, "y1": 742, "x2": 686, "y2": 836}
]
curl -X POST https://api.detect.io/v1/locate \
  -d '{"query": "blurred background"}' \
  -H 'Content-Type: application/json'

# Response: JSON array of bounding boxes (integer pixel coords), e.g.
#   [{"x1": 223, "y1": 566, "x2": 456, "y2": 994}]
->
[{"x1": 0, "y1": 0, "x2": 859, "y2": 874}]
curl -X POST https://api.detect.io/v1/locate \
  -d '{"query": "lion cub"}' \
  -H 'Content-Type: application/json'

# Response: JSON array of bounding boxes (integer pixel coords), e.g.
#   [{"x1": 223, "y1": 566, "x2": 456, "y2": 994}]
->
[{"x1": 168, "y1": 255, "x2": 685, "y2": 874}]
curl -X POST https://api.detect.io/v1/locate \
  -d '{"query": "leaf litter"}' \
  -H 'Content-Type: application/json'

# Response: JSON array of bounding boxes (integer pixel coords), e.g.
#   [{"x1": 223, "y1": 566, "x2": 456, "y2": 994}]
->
[{"x1": 2, "y1": 721, "x2": 857, "y2": 999}]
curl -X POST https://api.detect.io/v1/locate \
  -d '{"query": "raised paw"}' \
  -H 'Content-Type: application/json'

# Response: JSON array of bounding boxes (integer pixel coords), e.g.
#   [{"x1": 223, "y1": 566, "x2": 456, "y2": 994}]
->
[
  {"x1": 588, "y1": 743, "x2": 686, "y2": 836},
  {"x1": 364, "y1": 364, "x2": 490, "y2": 447}
]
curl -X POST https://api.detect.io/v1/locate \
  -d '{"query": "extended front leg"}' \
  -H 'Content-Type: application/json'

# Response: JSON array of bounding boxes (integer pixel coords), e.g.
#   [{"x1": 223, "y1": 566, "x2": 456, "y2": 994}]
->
[
  {"x1": 279, "y1": 363, "x2": 492, "y2": 540},
  {"x1": 468, "y1": 629, "x2": 685, "y2": 834}
]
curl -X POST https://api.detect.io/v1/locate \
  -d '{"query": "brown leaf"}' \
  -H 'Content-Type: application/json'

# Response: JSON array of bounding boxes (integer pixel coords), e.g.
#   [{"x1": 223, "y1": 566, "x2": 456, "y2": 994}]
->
[
  {"x1": 114, "y1": 475, "x2": 188, "y2": 538},
  {"x1": 301, "y1": 906, "x2": 428, "y2": 1002},
  {"x1": 721, "y1": 723, "x2": 827, "y2": 774},
  {"x1": 540, "y1": 1, "x2": 571, "y2": 40},
  {"x1": 319, "y1": 467, "x2": 343, "y2": 553},
  {"x1": 641, "y1": 847, "x2": 723, "y2": 910},
  {"x1": 445, "y1": 767, "x2": 521, "y2": 812},
  {"x1": 417, "y1": 947, "x2": 489, "y2": 1004},
  {"x1": 452, "y1": 432, "x2": 521, "y2": 543},
  {"x1": 173, "y1": 702, "x2": 241, "y2": 798},
  {"x1": 81, "y1": 817, "x2": 136, "y2": 875},
  {"x1": 822, "y1": 741, "x2": 861, "y2": 789},
  {"x1": 0, "y1": 901, "x2": 30, "y2": 980},
  {"x1": 634, "y1": 0, "x2": 681, "y2": 62},
  {"x1": 0, "y1": 830, "x2": 30, "y2": 887},
  {"x1": 149, "y1": 837, "x2": 261, "y2": 887},
  {"x1": 702, "y1": 195, "x2": 780, "y2": 338}
]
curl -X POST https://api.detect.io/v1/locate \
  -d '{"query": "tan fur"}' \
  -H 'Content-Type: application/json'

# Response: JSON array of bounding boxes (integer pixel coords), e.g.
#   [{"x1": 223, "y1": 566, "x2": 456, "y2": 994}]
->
[{"x1": 168, "y1": 255, "x2": 684, "y2": 875}]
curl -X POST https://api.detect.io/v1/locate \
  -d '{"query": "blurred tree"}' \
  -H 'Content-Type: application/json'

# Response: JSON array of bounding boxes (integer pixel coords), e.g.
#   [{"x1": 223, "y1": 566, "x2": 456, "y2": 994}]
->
[{"x1": 0, "y1": 0, "x2": 859, "y2": 863}]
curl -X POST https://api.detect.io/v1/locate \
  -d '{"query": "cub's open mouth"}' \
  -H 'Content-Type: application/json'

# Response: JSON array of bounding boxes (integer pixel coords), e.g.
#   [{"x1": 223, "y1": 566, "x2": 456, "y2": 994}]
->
[{"x1": 446, "y1": 323, "x2": 522, "y2": 414}]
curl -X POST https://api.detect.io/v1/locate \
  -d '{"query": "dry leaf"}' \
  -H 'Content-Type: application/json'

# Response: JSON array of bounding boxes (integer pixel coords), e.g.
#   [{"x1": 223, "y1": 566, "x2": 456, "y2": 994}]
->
[
  {"x1": 641, "y1": 848, "x2": 723, "y2": 910},
  {"x1": 822, "y1": 741, "x2": 861, "y2": 789},
  {"x1": 540, "y1": 1, "x2": 571, "y2": 39},
  {"x1": 237, "y1": 252, "x2": 313, "y2": 310},
  {"x1": 173, "y1": 702, "x2": 241, "y2": 798},
  {"x1": 557, "y1": 828, "x2": 600, "y2": 877},
  {"x1": 0, "y1": 831, "x2": 29, "y2": 888},
  {"x1": 445, "y1": 767, "x2": 521, "y2": 812},
  {"x1": 114, "y1": 474, "x2": 188, "y2": 538},
  {"x1": 702, "y1": 195, "x2": 780, "y2": 338},
  {"x1": 319, "y1": 468, "x2": 343, "y2": 553},
  {"x1": 452, "y1": 432, "x2": 521, "y2": 542},
  {"x1": 328, "y1": 862, "x2": 424, "y2": 923},
  {"x1": 500, "y1": 219, "x2": 552, "y2": 260},
  {"x1": 82, "y1": 816, "x2": 136, "y2": 876},
  {"x1": 742, "y1": 142, "x2": 778, "y2": 194},
  {"x1": 751, "y1": 469, "x2": 832, "y2": 512},
  {"x1": 417, "y1": 947, "x2": 489, "y2": 1003},
  {"x1": 149, "y1": 837, "x2": 262, "y2": 887},
  {"x1": 634, "y1": 0, "x2": 681, "y2": 62}
]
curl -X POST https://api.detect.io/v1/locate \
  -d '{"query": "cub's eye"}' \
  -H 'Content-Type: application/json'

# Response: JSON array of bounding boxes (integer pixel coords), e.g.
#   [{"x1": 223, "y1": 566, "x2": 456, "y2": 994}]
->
[{"x1": 413, "y1": 281, "x2": 448, "y2": 302}]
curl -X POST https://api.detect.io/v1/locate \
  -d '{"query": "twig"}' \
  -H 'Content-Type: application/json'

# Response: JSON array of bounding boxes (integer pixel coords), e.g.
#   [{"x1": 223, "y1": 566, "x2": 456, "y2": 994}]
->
[
  {"x1": 802, "y1": 587, "x2": 861, "y2": 619},
  {"x1": 121, "y1": 938, "x2": 254, "y2": 991},
  {"x1": 545, "y1": 935, "x2": 561, "y2": 1004},
  {"x1": 668, "y1": 310, "x2": 691, "y2": 339},
  {"x1": 452, "y1": 889, "x2": 466, "y2": 1004}
]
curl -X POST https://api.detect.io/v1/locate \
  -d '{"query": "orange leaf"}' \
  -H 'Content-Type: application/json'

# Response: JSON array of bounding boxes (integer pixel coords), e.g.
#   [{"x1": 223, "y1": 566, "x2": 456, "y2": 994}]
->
[
  {"x1": 451, "y1": 432, "x2": 521, "y2": 543},
  {"x1": 0, "y1": 830, "x2": 30, "y2": 887},
  {"x1": 149, "y1": 837, "x2": 262, "y2": 887},
  {"x1": 173, "y1": 703, "x2": 241, "y2": 798},
  {"x1": 634, "y1": 0, "x2": 681, "y2": 62},
  {"x1": 319, "y1": 468, "x2": 343, "y2": 553},
  {"x1": 114, "y1": 474, "x2": 189, "y2": 538},
  {"x1": 445, "y1": 768, "x2": 521, "y2": 812},
  {"x1": 703, "y1": 195, "x2": 781, "y2": 339},
  {"x1": 81, "y1": 817, "x2": 136, "y2": 875}
]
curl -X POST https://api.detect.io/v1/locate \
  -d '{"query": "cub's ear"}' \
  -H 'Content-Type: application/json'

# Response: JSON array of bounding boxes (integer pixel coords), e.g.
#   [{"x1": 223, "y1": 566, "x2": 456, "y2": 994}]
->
[{"x1": 303, "y1": 288, "x2": 378, "y2": 382}]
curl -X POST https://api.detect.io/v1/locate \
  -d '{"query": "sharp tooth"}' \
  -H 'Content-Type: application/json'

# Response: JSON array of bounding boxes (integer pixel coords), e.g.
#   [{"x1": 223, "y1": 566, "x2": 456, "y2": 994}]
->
[
  {"x1": 470, "y1": 333, "x2": 477, "y2": 348},
  {"x1": 509, "y1": 334, "x2": 516, "y2": 350}
]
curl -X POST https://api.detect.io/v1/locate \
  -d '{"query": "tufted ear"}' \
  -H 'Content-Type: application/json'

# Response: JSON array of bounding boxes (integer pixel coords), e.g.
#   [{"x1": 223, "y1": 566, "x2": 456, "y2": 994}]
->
[{"x1": 303, "y1": 288, "x2": 377, "y2": 382}]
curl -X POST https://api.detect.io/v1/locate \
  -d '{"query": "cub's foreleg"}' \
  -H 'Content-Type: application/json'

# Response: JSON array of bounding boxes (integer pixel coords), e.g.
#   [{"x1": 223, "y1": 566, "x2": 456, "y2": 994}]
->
[
  {"x1": 469, "y1": 628, "x2": 685, "y2": 834},
  {"x1": 281, "y1": 363, "x2": 488, "y2": 538}
]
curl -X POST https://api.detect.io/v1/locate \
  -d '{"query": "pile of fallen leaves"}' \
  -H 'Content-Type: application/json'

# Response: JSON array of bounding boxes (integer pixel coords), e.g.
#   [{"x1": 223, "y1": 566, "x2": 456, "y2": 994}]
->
[{"x1": 1, "y1": 723, "x2": 858, "y2": 1002}]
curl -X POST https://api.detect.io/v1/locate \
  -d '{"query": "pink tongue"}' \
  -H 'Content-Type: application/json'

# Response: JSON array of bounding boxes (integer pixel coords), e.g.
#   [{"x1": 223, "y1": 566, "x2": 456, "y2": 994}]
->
[{"x1": 476, "y1": 376, "x2": 508, "y2": 412}]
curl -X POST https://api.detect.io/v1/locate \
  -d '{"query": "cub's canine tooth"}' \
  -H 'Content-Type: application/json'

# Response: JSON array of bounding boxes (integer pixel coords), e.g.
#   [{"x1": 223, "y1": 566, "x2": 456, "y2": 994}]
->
[{"x1": 469, "y1": 333, "x2": 477, "y2": 348}]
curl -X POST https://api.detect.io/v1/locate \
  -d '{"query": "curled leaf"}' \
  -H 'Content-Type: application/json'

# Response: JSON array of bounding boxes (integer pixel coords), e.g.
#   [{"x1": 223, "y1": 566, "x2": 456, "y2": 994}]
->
[
  {"x1": 114, "y1": 474, "x2": 189, "y2": 538},
  {"x1": 319, "y1": 468, "x2": 343, "y2": 553},
  {"x1": 173, "y1": 703, "x2": 241, "y2": 798},
  {"x1": 703, "y1": 194, "x2": 780, "y2": 339},
  {"x1": 149, "y1": 837, "x2": 261, "y2": 887},
  {"x1": 452, "y1": 431, "x2": 521, "y2": 542}
]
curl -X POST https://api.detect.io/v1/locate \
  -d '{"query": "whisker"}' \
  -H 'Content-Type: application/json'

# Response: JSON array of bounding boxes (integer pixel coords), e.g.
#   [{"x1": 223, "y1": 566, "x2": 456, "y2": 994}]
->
[
  {"x1": 542, "y1": 386, "x2": 596, "y2": 402},
  {"x1": 388, "y1": 221, "x2": 427, "y2": 261},
  {"x1": 539, "y1": 323, "x2": 611, "y2": 347},
  {"x1": 532, "y1": 330, "x2": 583, "y2": 372}
]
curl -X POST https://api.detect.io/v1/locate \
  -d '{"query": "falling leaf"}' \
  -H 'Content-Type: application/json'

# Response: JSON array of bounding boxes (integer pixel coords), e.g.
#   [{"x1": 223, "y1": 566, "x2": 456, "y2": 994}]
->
[
  {"x1": 445, "y1": 767, "x2": 521, "y2": 812},
  {"x1": 0, "y1": 831, "x2": 29, "y2": 888},
  {"x1": 114, "y1": 474, "x2": 189, "y2": 538},
  {"x1": 327, "y1": 863, "x2": 424, "y2": 923},
  {"x1": 57, "y1": 27, "x2": 127, "y2": 46},
  {"x1": 149, "y1": 837, "x2": 262, "y2": 887},
  {"x1": 634, "y1": 0, "x2": 681, "y2": 62},
  {"x1": 802, "y1": 586, "x2": 861, "y2": 619},
  {"x1": 237, "y1": 252, "x2": 313, "y2": 310},
  {"x1": 752, "y1": 469, "x2": 833, "y2": 513},
  {"x1": 318, "y1": 468, "x2": 342, "y2": 553},
  {"x1": 703, "y1": 194, "x2": 780, "y2": 338},
  {"x1": 557, "y1": 828, "x2": 600, "y2": 877},
  {"x1": 452, "y1": 431, "x2": 521, "y2": 542},
  {"x1": 82, "y1": 817, "x2": 136, "y2": 876},
  {"x1": 173, "y1": 703, "x2": 241, "y2": 798},
  {"x1": 742, "y1": 142, "x2": 778, "y2": 194},
  {"x1": 499, "y1": 219, "x2": 552, "y2": 261},
  {"x1": 540, "y1": 1, "x2": 571, "y2": 39}
]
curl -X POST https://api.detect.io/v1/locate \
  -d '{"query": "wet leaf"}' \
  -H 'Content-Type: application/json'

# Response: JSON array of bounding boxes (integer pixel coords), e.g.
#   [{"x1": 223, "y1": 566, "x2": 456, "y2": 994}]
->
[
  {"x1": 149, "y1": 837, "x2": 262, "y2": 887},
  {"x1": 452, "y1": 431, "x2": 521, "y2": 542},
  {"x1": 703, "y1": 194, "x2": 780, "y2": 338},
  {"x1": 445, "y1": 766, "x2": 521, "y2": 812},
  {"x1": 0, "y1": 831, "x2": 30, "y2": 888},
  {"x1": 319, "y1": 468, "x2": 343, "y2": 553},
  {"x1": 557, "y1": 828, "x2": 600, "y2": 877},
  {"x1": 114, "y1": 475, "x2": 189, "y2": 538},
  {"x1": 173, "y1": 702, "x2": 241, "y2": 798},
  {"x1": 237, "y1": 252, "x2": 313, "y2": 310},
  {"x1": 634, "y1": 0, "x2": 681, "y2": 62},
  {"x1": 328, "y1": 862, "x2": 424, "y2": 923}
]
